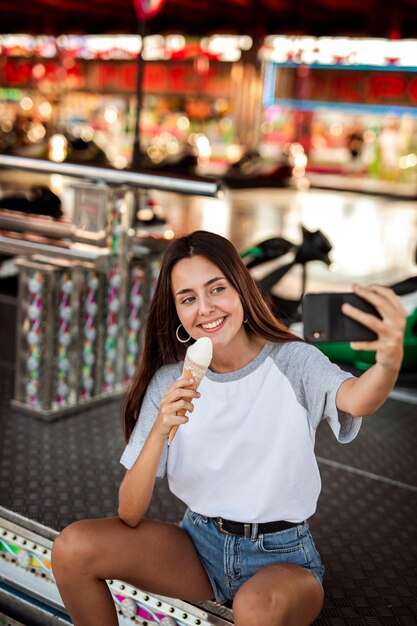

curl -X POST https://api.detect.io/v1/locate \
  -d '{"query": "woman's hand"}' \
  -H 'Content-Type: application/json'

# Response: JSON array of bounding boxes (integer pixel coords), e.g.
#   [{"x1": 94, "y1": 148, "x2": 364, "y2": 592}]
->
[
  {"x1": 341, "y1": 283, "x2": 406, "y2": 372},
  {"x1": 152, "y1": 377, "x2": 200, "y2": 438}
]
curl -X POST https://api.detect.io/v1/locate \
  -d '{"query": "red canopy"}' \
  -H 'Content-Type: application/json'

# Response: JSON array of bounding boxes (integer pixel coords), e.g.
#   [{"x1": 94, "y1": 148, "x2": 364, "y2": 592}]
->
[{"x1": 0, "y1": 0, "x2": 414, "y2": 38}]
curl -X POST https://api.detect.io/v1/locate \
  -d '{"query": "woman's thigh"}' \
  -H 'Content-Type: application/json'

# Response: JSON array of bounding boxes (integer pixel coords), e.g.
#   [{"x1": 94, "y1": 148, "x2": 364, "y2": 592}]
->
[
  {"x1": 52, "y1": 516, "x2": 215, "y2": 601},
  {"x1": 233, "y1": 563, "x2": 324, "y2": 626}
]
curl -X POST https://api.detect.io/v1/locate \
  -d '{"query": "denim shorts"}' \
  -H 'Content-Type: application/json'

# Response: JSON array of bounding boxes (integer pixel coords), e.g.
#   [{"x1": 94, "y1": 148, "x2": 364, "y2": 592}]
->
[{"x1": 180, "y1": 508, "x2": 325, "y2": 604}]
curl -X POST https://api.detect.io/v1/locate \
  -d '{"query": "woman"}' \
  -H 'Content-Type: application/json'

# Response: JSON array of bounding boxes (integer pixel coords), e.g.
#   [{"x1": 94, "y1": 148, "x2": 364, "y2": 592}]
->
[{"x1": 52, "y1": 230, "x2": 405, "y2": 626}]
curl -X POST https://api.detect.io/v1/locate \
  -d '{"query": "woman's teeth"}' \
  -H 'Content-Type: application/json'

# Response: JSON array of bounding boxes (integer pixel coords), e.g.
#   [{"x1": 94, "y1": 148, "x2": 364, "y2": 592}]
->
[{"x1": 201, "y1": 317, "x2": 224, "y2": 330}]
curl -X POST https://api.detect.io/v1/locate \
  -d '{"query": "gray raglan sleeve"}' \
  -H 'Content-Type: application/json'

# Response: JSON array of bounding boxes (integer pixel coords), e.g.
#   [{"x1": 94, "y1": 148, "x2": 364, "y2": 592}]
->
[
  {"x1": 280, "y1": 342, "x2": 362, "y2": 443},
  {"x1": 302, "y1": 343, "x2": 362, "y2": 442},
  {"x1": 119, "y1": 364, "x2": 180, "y2": 476}
]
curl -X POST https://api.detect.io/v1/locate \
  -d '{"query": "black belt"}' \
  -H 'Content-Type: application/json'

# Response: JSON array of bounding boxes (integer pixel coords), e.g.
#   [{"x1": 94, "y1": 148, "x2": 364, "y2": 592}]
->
[{"x1": 214, "y1": 517, "x2": 300, "y2": 538}]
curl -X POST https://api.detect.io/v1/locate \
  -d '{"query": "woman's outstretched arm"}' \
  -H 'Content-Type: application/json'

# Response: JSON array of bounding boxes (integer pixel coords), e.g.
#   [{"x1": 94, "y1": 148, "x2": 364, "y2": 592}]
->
[{"x1": 336, "y1": 283, "x2": 406, "y2": 416}]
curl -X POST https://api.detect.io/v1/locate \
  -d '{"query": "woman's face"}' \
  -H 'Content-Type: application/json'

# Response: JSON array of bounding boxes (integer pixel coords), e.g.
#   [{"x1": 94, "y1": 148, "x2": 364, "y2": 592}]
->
[{"x1": 171, "y1": 255, "x2": 245, "y2": 350}]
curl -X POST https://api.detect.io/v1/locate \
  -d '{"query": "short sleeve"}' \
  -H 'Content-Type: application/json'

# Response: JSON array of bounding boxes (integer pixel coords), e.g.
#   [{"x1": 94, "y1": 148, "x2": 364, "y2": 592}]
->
[
  {"x1": 278, "y1": 342, "x2": 362, "y2": 443},
  {"x1": 119, "y1": 364, "x2": 180, "y2": 476},
  {"x1": 321, "y1": 374, "x2": 362, "y2": 443},
  {"x1": 301, "y1": 344, "x2": 362, "y2": 443}
]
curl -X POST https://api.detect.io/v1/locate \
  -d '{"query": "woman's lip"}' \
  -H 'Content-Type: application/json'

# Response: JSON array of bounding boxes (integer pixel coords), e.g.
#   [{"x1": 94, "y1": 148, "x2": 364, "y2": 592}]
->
[{"x1": 199, "y1": 316, "x2": 226, "y2": 332}]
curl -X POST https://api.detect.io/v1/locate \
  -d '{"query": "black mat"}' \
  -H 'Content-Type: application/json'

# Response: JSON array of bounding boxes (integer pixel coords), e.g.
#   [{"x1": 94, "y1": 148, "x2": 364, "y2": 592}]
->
[{"x1": 1, "y1": 363, "x2": 417, "y2": 625}]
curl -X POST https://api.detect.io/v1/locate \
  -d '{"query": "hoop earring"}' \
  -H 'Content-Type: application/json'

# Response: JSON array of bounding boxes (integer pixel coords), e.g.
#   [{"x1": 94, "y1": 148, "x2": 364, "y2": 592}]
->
[
  {"x1": 176, "y1": 324, "x2": 191, "y2": 343},
  {"x1": 243, "y1": 317, "x2": 248, "y2": 323}
]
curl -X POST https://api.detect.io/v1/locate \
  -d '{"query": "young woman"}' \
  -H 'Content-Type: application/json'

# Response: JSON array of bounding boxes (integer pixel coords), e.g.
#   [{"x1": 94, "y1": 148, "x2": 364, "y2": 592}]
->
[{"x1": 52, "y1": 230, "x2": 405, "y2": 626}]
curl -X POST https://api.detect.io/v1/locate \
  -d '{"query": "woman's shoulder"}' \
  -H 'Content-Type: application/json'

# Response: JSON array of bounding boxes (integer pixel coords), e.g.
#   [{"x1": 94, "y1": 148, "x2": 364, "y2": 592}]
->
[
  {"x1": 146, "y1": 361, "x2": 183, "y2": 399},
  {"x1": 268, "y1": 339, "x2": 325, "y2": 363},
  {"x1": 268, "y1": 339, "x2": 348, "y2": 387},
  {"x1": 151, "y1": 362, "x2": 182, "y2": 389},
  {"x1": 154, "y1": 361, "x2": 183, "y2": 383}
]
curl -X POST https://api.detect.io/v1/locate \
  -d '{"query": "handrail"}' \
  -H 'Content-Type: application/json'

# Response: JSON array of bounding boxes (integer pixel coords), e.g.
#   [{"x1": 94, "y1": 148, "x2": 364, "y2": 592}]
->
[
  {"x1": 0, "y1": 155, "x2": 223, "y2": 197},
  {"x1": 0, "y1": 233, "x2": 112, "y2": 262}
]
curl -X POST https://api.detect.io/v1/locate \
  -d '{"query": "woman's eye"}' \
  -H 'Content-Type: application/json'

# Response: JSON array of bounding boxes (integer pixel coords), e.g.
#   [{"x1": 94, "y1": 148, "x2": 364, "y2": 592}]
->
[
  {"x1": 181, "y1": 296, "x2": 195, "y2": 304},
  {"x1": 212, "y1": 286, "x2": 225, "y2": 294}
]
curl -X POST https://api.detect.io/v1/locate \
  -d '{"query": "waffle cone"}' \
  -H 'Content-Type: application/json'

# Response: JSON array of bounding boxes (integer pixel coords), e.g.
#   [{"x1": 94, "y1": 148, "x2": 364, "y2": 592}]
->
[
  {"x1": 168, "y1": 356, "x2": 209, "y2": 445},
  {"x1": 182, "y1": 354, "x2": 208, "y2": 387}
]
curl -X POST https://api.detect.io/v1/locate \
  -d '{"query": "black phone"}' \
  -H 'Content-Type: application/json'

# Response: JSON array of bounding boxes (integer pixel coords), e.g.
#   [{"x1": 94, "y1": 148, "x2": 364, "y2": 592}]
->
[{"x1": 302, "y1": 292, "x2": 381, "y2": 343}]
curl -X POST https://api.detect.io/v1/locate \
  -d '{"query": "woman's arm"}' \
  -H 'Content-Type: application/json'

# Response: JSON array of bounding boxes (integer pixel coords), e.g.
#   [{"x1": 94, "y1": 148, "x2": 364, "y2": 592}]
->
[
  {"x1": 336, "y1": 283, "x2": 406, "y2": 417},
  {"x1": 118, "y1": 375, "x2": 199, "y2": 527}
]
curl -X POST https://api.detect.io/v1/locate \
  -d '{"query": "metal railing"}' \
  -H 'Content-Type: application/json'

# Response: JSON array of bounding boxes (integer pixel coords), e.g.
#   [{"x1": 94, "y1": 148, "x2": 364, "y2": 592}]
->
[{"x1": 0, "y1": 155, "x2": 223, "y2": 197}]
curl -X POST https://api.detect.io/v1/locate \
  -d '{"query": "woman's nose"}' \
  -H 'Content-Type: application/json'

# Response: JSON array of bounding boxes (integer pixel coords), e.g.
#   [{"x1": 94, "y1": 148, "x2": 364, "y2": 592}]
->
[{"x1": 198, "y1": 296, "x2": 215, "y2": 316}]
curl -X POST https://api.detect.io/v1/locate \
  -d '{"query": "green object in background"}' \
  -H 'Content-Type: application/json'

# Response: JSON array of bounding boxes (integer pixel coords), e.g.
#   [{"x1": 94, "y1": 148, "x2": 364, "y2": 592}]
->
[{"x1": 241, "y1": 245, "x2": 263, "y2": 258}]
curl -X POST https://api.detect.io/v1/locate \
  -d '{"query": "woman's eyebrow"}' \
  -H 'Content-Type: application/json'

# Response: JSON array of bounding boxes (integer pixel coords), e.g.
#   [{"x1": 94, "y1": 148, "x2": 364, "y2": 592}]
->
[{"x1": 175, "y1": 276, "x2": 225, "y2": 297}]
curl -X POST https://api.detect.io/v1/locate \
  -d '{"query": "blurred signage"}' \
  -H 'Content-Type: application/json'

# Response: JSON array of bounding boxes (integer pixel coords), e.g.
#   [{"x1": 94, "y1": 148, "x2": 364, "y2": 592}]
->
[
  {"x1": 0, "y1": 87, "x2": 22, "y2": 100},
  {"x1": 0, "y1": 58, "x2": 231, "y2": 96},
  {"x1": 0, "y1": 34, "x2": 251, "y2": 62},
  {"x1": 271, "y1": 66, "x2": 417, "y2": 107},
  {"x1": 0, "y1": 58, "x2": 85, "y2": 90},
  {"x1": 260, "y1": 36, "x2": 417, "y2": 68}
]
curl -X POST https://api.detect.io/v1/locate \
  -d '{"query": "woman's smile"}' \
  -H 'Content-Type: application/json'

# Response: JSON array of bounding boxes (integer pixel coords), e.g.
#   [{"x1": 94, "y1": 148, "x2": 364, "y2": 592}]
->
[{"x1": 200, "y1": 316, "x2": 226, "y2": 332}]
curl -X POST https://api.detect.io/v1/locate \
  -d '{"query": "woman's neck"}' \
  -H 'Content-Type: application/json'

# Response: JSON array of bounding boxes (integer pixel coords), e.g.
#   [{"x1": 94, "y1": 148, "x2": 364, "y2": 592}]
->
[{"x1": 210, "y1": 334, "x2": 266, "y2": 373}]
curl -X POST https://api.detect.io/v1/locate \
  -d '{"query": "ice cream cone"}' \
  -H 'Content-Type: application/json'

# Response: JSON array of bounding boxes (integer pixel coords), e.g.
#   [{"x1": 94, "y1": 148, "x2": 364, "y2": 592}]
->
[{"x1": 168, "y1": 337, "x2": 212, "y2": 445}]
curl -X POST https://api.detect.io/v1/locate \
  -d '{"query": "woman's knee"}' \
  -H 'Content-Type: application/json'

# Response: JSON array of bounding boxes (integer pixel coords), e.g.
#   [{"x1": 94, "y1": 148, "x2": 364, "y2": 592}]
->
[
  {"x1": 233, "y1": 586, "x2": 288, "y2": 626},
  {"x1": 52, "y1": 520, "x2": 97, "y2": 577},
  {"x1": 233, "y1": 565, "x2": 323, "y2": 626}
]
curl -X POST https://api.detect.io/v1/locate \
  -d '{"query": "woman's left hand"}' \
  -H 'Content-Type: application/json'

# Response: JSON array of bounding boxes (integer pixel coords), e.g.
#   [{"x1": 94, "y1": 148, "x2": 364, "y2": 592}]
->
[{"x1": 341, "y1": 283, "x2": 406, "y2": 371}]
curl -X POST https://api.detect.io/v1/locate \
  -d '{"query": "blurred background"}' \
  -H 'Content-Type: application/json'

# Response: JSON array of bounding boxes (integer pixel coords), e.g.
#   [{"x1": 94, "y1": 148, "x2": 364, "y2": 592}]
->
[
  {"x1": 0, "y1": 0, "x2": 417, "y2": 190},
  {"x1": 1, "y1": 2, "x2": 417, "y2": 626}
]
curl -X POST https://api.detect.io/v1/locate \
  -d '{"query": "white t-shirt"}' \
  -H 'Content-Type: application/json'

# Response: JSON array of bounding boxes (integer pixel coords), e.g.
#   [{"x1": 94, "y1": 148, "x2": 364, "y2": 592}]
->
[{"x1": 120, "y1": 341, "x2": 361, "y2": 523}]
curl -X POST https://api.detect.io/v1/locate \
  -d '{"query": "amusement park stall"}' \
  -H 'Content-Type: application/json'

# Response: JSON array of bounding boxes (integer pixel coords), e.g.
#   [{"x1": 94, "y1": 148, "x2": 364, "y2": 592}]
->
[
  {"x1": 258, "y1": 36, "x2": 417, "y2": 197},
  {"x1": 0, "y1": 34, "x2": 261, "y2": 175}
]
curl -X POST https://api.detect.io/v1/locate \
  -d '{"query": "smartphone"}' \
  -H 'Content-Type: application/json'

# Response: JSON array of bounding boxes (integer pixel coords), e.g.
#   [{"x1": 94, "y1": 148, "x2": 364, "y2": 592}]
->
[{"x1": 302, "y1": 292, "x2": 381, "y2": 343}]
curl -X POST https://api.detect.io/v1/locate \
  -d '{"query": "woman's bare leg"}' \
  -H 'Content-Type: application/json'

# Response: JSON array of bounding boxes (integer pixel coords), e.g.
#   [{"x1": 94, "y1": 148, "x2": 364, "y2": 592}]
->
[
  {"x1": 51, "y1": 517, "x2": 214, "y2": 626},
  {"x1": 233, "y1": 563, "x2": 324, "y2": 626}
]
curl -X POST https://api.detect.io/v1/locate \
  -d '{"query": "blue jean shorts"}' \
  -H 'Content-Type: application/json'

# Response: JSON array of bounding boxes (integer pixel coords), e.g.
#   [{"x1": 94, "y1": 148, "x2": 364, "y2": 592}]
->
[{"x1": 180, "y1": 508, "x2": 325, "y2": 604}]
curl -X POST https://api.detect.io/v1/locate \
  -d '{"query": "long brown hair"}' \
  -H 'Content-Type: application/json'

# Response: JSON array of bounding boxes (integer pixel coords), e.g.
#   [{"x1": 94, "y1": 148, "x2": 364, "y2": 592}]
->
[{"x1": 122, "y1": 230, "x2": 302, "y2": 441}]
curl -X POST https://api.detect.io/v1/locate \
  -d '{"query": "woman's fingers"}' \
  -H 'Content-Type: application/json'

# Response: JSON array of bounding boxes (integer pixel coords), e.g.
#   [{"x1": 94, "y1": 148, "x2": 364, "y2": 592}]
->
[
  {"x1": 352, "y1": 284, "x2": 406, "y2": 326},
  {"x1": 156, "y1": 378, "x2": 200, "y2": 436},
  {"x1": 342, "y1": 283, "x2": 406, "y2": 370},
  {"x1": 342, "y1": 284, "x2": 406, "y2": 332},
  {"x1": 341, "y1": 301, "x2": 381, "y2": 332},
  {"x1": 172, "y1": 376, "x2": 197, "y2": 392},
  {"x1": 163, "y1": 382, "x2": 200, "y2": 407}
]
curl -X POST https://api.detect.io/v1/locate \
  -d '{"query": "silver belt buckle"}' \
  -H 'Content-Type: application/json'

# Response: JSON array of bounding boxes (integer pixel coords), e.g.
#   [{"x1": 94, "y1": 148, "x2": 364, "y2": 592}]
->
[
  {"x1": 217, "y1": 518, "x2": 232, "y2": 535},
  {"x1": 244, "y1": 523, "x2": 251, "y2": 538}
]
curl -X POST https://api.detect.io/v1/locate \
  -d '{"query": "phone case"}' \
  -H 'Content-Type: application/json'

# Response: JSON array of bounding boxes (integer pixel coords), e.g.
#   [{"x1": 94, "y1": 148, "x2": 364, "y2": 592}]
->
[{"x1": 302, "y1": 292, "x2": 380, "y2": 343}]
